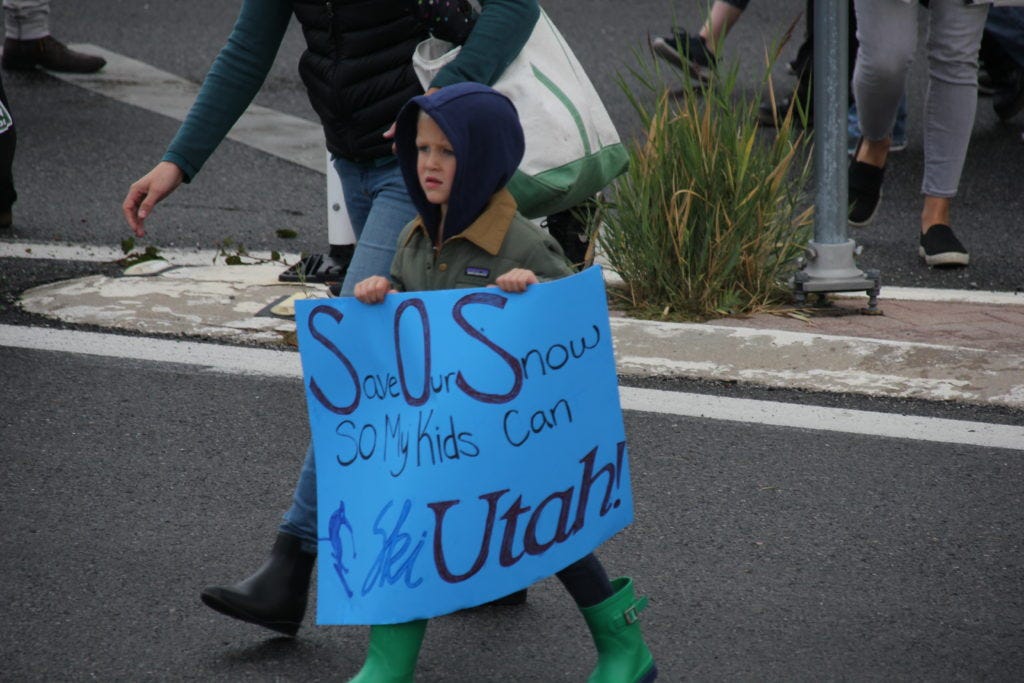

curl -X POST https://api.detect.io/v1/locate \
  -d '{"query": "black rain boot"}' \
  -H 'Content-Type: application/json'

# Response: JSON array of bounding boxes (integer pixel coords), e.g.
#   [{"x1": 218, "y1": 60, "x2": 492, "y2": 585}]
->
[{"x1": 200, "y1": 532, "x2": 315, "y2": 637}]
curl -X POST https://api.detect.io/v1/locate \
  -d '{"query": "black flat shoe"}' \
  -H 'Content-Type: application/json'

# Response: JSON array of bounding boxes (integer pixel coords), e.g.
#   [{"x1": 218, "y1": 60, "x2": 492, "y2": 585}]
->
[
  {"x1": 848, "y1": 140, "x2": 885, "y2": 227},
  {"x1": 919, "y1": 224, "x2": 969, "y2": 267}
]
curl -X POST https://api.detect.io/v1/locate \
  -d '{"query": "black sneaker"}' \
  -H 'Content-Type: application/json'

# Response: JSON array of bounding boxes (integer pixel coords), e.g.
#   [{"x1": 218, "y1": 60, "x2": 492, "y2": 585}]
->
[
  {"x1": 993, "y1": 70, "x2": 1024, "y2": 121},
  {"x1": 919, "y1": 224, "x2": 969, "y2": 267},
  {"x1": 543, "y1": 209, "x2": 590, "y2": 268},
  {"x1": 650, "y1": 29, "x2": 716, "y2": 82},
  {"x1": 278, "y1": 245, "x2": 354, "y2": 284},
  {"x1": 757, "y1": 92, "x2": 812, "y2": 129},
  {"x1": 848, "y1": 146, "x2": 885, "y2": 227},
  {"x1": 785, "y1": 39, "x2": 812, "y2": 78},
  {"x1": 978, "y1": 63, "x2": 1019, "y2": 96},
  {"x1": 758, "y1": 72, "x2": 812, "y2": 129}
]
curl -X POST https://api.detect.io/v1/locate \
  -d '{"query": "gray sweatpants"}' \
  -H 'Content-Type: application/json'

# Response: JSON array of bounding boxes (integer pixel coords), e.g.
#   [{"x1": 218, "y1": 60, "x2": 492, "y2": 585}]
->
[
  {"x1": 853, "y1": 0, "x2": 989, "y2": 198},
  {"x1": 4, "y1": 0, "x2": 49, "y2": 41}
]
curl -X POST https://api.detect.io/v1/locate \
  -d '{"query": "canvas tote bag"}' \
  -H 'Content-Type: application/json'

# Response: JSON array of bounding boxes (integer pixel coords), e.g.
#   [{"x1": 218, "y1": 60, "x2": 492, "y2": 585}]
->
[{"x1": 412, "y1": 9, "x2": 629, "y2": 218}]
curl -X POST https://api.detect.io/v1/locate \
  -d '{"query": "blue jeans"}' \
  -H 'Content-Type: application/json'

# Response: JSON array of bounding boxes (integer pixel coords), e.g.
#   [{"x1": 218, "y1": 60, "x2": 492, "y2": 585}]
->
[
  {"x1": 848, "y1": 96, "x2": 908, "y2": 152},
  {"x1": 279, "y1": 157, "x2": 417, "y2": 554},
  {"x1": 331, "y1": 156, "x2": 418, "y2": 297},
  {"x1": 280, "y1": 443, "x2": 320, "y2": 554},
  {"x1": 986, "y1": 8, "x2": 1024, "y2": 70}
]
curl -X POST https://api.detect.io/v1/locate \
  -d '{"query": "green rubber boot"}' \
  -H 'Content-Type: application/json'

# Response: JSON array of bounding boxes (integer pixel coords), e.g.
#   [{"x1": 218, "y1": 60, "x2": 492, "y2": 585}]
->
[
  {"x1": 347, "y1": 619, "x2": 428, "y2": 683},
  {"x1": 580, "y1": 577, "x2": 658, "y2": 683}
]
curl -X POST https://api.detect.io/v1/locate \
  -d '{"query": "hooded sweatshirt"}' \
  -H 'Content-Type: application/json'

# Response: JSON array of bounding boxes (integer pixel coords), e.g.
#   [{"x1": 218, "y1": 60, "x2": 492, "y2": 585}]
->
[
  {"x1": 389, "y1": 83, "x2": 571, "y2": 292},
  {"x1": 395, "y1": 82, "x2": 525, "y2": 242}
]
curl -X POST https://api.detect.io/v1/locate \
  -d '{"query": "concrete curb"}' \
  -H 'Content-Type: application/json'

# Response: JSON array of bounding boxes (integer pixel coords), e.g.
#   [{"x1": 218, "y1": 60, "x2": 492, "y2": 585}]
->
[
  {"x1": 612, "y1": 317, "x2": 1024, "y2": 409},
  {"x1": 19, "y1": 264, "x2": 328, "y2": 344},
  {"x1": 17, "y1": 264, "x2": 1024, "y2": 409}
]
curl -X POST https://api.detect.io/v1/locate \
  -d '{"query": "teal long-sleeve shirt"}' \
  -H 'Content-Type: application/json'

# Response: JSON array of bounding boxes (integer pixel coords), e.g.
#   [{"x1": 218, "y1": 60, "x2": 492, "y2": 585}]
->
[{"x1": 163, "y1": 0, "x2": 539, "y2": 182}]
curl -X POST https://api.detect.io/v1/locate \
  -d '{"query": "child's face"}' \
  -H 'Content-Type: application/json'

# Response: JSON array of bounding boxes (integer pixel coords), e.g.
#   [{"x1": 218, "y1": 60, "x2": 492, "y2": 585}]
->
[{"x1": 415, "y1": 113, "x2": 456, "y2": 209}]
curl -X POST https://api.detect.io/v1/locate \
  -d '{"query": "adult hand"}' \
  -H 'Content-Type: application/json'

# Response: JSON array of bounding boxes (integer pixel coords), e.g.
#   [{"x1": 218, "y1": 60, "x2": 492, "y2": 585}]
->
[
  {"x1": 354, "y1": 275, "x2": 395, "y2": 304},
  {"x1": 383, "y1": 87, "x2": 441, "y2": 153},
  {"x1": 122, "y1": 161, "x2": 185, "y2": 237},
  {"x1": 494, "y1": 268, "x2": 539, "y2": 293}
]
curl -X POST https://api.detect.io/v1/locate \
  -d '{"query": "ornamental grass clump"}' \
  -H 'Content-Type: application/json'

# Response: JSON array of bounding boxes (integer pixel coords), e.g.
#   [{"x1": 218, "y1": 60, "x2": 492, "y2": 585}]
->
[{"x1": 601, "y1": 52, "x2": 814, "y2": 320}]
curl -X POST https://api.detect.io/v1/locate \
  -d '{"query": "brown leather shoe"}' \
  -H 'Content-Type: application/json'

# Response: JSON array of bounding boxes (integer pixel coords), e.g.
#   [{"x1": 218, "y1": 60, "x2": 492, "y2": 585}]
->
[{"x1": 2, "y1": 36, "x2": 106, "y2": 73}]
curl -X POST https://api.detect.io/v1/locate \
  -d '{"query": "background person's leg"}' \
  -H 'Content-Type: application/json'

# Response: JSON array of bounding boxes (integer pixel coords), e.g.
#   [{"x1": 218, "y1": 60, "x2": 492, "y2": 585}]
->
[
  {"x1": 333, "y1": 157, "x2": 417, "y2": 297},
  {"x1": 916, "y1": 0, "x2": 987, "y2": 267},
  {"x1": 278, "y1": 442, "x2": 319, "y2": 554},
  {"x1": 847, "y1": 0, "x2": 918, "y2": 226},
  {"x1": 853, "y1": 0, "x2": 917, "y2": 149},
  {"x1": 0, "y1": 70, "x2": 15, "y2": 228},
  {"x1": 700, "y1": 0, "x2": 747, "y2": 54},
  {"x1": 3, "y1": 0, "x2": 48, "y2": 41},
  {"x1": 2, "y1": 0, "x2": 106, "y2": 72},
  {"x1": 984, "y1": 8, "x2": 1024, "y2": 69},
  {"x1": 920, "y1": 0, "x2": 988, "y2": 200}
]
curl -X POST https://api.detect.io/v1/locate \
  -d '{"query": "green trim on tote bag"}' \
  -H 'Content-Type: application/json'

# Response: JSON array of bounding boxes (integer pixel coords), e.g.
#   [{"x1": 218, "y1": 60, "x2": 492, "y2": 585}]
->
[
  {"x1": 530, "y1": 64, "x2": 591, "y2": 156},
  {"x1": 509, "y1": 143, "x2": 629, "y2": 218}
]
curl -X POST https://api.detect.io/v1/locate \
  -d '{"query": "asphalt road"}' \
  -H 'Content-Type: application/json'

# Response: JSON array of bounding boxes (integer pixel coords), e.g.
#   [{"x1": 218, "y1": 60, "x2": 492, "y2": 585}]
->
[{"x1": 3, "y1": 344, "x2": 1023, "y2": 681}]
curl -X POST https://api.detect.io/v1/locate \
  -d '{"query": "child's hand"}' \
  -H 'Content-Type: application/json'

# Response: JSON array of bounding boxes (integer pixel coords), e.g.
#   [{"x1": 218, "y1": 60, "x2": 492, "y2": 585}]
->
[
  {"x1": 354, "y1": 276, "x2": 395, "y2": 304},
  {"x1": 494, "y1": 268, "x2": 539, "y2": 293}
]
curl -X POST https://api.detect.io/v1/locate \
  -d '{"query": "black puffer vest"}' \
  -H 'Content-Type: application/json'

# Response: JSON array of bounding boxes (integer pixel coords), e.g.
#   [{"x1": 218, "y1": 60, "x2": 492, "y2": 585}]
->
[{"x1": 291, "y1": 0, "x2": 427, "y2": 162}]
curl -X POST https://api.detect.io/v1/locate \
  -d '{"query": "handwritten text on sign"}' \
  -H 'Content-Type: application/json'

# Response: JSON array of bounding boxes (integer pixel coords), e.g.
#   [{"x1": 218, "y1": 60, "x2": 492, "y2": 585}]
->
[{"x1": 295, "y1": 266, "x2": 632, "y2": 625}]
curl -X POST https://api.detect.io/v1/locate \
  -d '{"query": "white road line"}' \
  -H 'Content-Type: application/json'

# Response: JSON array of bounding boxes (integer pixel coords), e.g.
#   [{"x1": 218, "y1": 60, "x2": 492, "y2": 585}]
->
[
  {"x1": 620, "y1": 386, "x2": 1024, "y2": 452},
  {"x1": 0, "y1": 324, "x2": 300, "y2": 378},
  {"x1": 2, "y1": 324, "x2": 1021, "y2": 451},
  {"x1": 53, "y1": 44, "x2": 327, "y2": 174}
]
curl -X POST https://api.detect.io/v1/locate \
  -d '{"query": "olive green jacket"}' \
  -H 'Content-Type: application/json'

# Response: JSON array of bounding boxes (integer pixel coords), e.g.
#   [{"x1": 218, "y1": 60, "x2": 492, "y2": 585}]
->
[{"x1": 390, "y1": 189, "x2": 572, "y2": 292}]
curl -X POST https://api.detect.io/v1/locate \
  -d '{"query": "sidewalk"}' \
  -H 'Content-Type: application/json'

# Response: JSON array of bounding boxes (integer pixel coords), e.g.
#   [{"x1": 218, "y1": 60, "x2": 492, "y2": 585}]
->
[{"x1": 17, "y1": 259, "x2": 1024, "y2": 410}]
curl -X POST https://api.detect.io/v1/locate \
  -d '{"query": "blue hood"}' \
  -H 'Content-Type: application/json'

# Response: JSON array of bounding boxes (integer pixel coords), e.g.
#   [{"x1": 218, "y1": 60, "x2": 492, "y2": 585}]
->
[{"x1": 395, "y1": 82, "x2": 525, "y2": 242}]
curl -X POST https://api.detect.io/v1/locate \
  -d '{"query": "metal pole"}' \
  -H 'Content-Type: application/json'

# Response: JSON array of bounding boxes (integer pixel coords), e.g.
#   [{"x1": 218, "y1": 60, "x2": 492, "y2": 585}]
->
[
  {"x1": 813, "y1": 0, "x2": 848, "y2": 244},
  {"x1": 792, "y1": 0, "x2": 880, "y2": 310}
]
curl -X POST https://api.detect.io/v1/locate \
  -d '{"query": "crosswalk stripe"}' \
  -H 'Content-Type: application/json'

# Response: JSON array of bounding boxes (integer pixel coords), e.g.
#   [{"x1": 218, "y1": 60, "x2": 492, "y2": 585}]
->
[
  {"x1": 2, "y1": 324, "x2": 1021, "y2": 452},
  {"x1": 619, "y1": 386, "x2": 1024, "y2": 453},
  {"x1": 52, "y1": 44, "x2": 327, "y2": 174}
]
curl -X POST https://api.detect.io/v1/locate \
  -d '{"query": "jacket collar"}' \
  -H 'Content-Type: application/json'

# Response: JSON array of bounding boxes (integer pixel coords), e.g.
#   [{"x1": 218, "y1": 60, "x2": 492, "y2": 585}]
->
[{"x1": 405, "y1": 189, "x2": 518, "y2": 256}]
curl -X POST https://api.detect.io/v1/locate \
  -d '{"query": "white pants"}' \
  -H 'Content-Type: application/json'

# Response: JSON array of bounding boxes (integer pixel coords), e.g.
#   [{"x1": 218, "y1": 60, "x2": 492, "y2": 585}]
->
[{"x1": 4, "y1": 0, "x2": 50, "y2": 41}]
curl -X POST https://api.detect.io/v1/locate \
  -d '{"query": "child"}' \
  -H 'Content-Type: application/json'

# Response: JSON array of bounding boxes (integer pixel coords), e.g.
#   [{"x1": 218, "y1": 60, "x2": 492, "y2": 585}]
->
[{"x1": 349, "y1": 82, "x2": 658, "y2": 683}]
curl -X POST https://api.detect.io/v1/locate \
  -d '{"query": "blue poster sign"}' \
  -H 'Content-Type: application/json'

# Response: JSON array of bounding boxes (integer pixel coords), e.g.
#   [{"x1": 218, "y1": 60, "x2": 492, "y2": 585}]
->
[{"x1": 294, "y1": 266, "x2": 632, "y2": 625}]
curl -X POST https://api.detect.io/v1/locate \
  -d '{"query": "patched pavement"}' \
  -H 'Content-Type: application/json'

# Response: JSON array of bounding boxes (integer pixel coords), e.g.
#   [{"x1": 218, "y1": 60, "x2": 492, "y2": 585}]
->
[{"x1": 17, "y1": 258, "x2": 1024, "y2": 410}]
